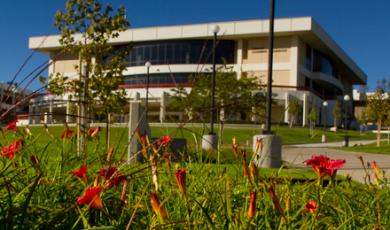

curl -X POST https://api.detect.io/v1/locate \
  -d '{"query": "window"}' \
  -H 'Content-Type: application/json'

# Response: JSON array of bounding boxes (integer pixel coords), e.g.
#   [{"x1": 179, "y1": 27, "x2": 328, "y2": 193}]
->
[
  {"x1": 123, "y1": 73, "x2": 197, "y2": 85},
  {"x1": 113, "y1": 40, "x2": 235, "y2": 67},
  {"x1": 312, "y1": 50, "x2": 336, "y2": 77},
  {"x1": 305, "y1": 44, "x2": 312, "y2": 70}
]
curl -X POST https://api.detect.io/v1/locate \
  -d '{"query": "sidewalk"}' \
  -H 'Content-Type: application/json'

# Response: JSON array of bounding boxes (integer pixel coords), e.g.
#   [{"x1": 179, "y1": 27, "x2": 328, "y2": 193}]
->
[
  {"x1": 282, "y1": 146, "x2": 390, "y2": 183},
  {"x1": 287, "y1": 139, "x2": 379, "y2": 148}
]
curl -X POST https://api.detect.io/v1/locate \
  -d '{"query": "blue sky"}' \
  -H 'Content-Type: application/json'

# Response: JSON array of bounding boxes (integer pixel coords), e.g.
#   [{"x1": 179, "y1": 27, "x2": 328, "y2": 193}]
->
[{"x1": 0, "y1": 0, "x2": 389, "y2": 91}]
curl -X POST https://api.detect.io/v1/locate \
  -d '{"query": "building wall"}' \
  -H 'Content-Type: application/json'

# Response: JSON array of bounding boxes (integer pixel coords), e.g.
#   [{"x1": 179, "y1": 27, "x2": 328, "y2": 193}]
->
[
  {"x1": 242, "y1": 37, "x2": 291, "y2": 64},
  {"x1": 51, "y1": 53, "x2": 78, "y2": 75},
  {"x1": 248, "y1": 70, "x2": 291, "y2": 86}
]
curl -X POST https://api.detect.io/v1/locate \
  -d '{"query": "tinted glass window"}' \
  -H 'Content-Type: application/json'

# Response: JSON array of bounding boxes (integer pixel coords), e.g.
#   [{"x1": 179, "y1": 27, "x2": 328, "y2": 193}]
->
[
  {"x1": 119, "y1": 40, "x2": 235, "y2": 66},
  {"x1": 123, "y1": 73, "x2": 196, "y2": 85}
]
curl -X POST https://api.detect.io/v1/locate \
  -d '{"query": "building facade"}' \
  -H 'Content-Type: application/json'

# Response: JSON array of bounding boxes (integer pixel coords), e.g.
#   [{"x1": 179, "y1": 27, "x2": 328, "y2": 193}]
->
[{"x1": 29, "y1": 17, "x2": 367, "y2": 126}]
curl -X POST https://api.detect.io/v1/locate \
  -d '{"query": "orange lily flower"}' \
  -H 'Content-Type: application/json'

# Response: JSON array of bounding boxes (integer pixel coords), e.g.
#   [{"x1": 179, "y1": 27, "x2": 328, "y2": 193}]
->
[
  {"x1": 98, "y1": 166, "x2": 127, "y2": 187},
  {"x1": 71, "y1": 164, "x2": 88, "y2": 182},
  {"x1": 157, "y1": 136, "x2": 172, "y2": 147},
  {"x1": 175, "y1": 169, "x2": 186, "y2": 196},
  {"x1": 150, "y1": 192, "x2": 168, "y2": 220},
  {"x1": 305, "y1": 200, "x2": 318, "y2": 214},
  {"x1": 268, "y1": 184, "x2": 286, "y2": 220},
  {"x1": 372, "y1": 161, "x2": 383, "y2": 178},
  {"x1": 77, "y1": 186, "x2": 103, "y2": 209},
  {"x1": 88, "y1": 127, "x2": 100, "y2": 138},
  {"x1": 247, "y1": 191, "x2": 256, "y2": 220},
  {"x1": 60, "y1": 129, "x2": 74, "y2": 139},
  {"x1": 1, "y1": 139, "x2": 22, "y2": 159},
  {"x1": 304, "y1": 155, "x2": 346, "y2": 178},
  {"x1": 4, "y1": 120, "x2": 17, "y2": 131}
]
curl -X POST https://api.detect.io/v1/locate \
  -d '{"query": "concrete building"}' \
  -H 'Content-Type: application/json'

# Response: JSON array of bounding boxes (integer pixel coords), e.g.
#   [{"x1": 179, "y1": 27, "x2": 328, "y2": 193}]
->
[{"x1": 28, "y1": 17, "x2": 367, "y2": 126}]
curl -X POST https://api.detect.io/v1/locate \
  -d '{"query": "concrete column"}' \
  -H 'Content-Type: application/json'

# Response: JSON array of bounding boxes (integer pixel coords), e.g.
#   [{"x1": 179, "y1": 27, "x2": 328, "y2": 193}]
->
[
  {"x1": 302, "y1": 93, "x2": 309, "y2": 127},
  {"x1": 44, "y1": 112, "x2": 48, "y2": 124},
  {"x1": 34, "y1": 103, "x2": 40, "y2": 124},
  {"x1": 289, "y1": 36, "x2": 299, "y2": 87},
  {"x1": 219, "y1": 106, "x2": 225, "y2": 122},
  {"x1": 159, "y1": 92, "x2": 166, "y2": 123},
  {"x1": 284, "y1": 93, "x2": 290, "y2": 124},
  {"x1": 128, "y1": 102, "x2": 150, "y2": 163},
  {"x1": 66, "y1": 101, "x2": 71, "y2": 123},
  {"x1": 236, "y1": 39, "x2": 243, "y2": 79},
  {"x1": 28, "y1": 104, "x2": 34, "y2": 124},
  {"x1": 48, "y1": 99, "x2": 53, "y2": 124},
  {"x1": 134, "y1": 92, "x2": 140, "y2": 102}
]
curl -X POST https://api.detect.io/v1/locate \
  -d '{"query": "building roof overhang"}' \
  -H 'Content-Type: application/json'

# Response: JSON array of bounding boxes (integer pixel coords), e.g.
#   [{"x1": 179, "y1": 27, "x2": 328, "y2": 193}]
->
[{"x1": 29, "y1": 17, "x2": 367, "y2": 85}]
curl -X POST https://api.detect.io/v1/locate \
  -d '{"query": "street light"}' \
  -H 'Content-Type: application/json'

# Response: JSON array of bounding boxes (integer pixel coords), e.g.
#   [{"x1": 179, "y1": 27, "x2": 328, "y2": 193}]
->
[
  {"x1": 201, "y1": 25, "x2": 220, "y2": 151},
  {"x1": 209, "y1": 24, "x2": 220, "y2": 135},
  {"x1": 343, "y1": 94, "x2": 350, "y2": 147},
  {"x1": 322, "y1": 101, "x2": 328, "y2": 130},
  {"x1": 145, "y1": 61, "x2": 152, "y2": 120},
  {"x1": 321, "y1": 101, "x2": 328, "y2": 143}
]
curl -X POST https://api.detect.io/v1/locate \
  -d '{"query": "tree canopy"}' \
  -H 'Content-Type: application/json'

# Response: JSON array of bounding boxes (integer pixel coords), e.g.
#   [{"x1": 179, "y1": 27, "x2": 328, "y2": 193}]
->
[
  {"x1": 169, "y1": 67, "x2": 265, "y2": 123},
  {"x1": 50, "y1": 0, "x2": 130, "y2": 116}
]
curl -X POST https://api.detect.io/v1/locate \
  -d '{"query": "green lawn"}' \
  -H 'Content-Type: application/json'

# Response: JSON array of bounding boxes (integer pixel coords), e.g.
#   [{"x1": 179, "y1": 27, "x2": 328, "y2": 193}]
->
[
  {"x1": 24, "y1": 124, "x2": 376, "y2": 150},
  {"x1": 337, "y1": 141, "x2": 390, "y2": 154}
]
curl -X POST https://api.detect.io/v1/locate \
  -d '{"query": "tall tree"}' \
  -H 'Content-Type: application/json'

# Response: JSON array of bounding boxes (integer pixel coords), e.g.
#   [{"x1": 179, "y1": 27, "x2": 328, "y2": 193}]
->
[
  {"x1": 50, "y1": 0, "x2": 130, "y2": 154},
  {"x1": 367, "y1": 86, "x2": 390, "y2": 147},
  {"x1": 287, "y1": 97, "x2": 301, "y2": 128},
  {"x1": 169, "y1": 67, "x2": 265, "y2": 123},
  {"x1": 307, "y1": 107, "x2": 317, "y2": 138},
  {"x1": 332, "y1": 101, "x2": 342, "y2": 131}
]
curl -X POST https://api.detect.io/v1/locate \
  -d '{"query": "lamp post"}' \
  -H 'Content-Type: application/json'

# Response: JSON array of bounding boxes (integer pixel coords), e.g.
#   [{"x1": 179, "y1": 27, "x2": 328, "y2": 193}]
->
[
  {"x1": 264, "y1": 0, "x2": 275, "y2": 134},
  {"x1": 321, "y1": 101, "x2": 328, "y2": 143},
  {"x1": 322, "y1": 101, "x2": 328, "y2": 130},
  {"x1": 252, "y1": 0, "x2": 282, "y2": 169},
  {"x1": 210, "y1": 24, "x2": 220, "y2": 135},
  {"x1": 343, "y1": 94, "x2": 350, "y2": 147},
  {"x1": 201, "y1": 24, "x2": 220, "y2": 151},
  {"x1": 145, "y1": 61, "x2": 151, "y2": 120}
]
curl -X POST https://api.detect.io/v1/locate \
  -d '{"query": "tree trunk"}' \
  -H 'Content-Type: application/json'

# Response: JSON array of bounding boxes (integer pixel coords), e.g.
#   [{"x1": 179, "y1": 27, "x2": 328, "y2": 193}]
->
[
  {"x1": 106, "y1": 113, "x2": 111, "y2": 153},
  {"x1": 377, "y1": 119, "x2": 382, "y2": 147}
]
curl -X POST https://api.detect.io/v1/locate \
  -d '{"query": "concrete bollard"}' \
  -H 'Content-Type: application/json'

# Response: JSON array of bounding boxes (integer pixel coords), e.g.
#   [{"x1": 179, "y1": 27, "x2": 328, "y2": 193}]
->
[
  {"x1": 252, "y1": 134, "x2": 282, "y2": 168},
  {"x1": 201, "y1": 134, "x2": 219, "y2": 151}
]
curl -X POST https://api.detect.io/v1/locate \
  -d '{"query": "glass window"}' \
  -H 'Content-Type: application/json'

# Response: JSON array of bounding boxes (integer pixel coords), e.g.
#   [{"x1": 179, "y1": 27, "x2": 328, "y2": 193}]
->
[
  {"x1": 116, "y1": 39, "x2": 235, "y2": 67},
  {"x1": 124, "y1": 73, "x2": 196, "y2": 85}
]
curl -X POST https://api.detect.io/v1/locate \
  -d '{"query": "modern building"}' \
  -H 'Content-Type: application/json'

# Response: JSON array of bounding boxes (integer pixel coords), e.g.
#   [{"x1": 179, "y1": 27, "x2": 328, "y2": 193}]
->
[{"x1": 29, "y1": 17, "x2": 367, "y2": 126}]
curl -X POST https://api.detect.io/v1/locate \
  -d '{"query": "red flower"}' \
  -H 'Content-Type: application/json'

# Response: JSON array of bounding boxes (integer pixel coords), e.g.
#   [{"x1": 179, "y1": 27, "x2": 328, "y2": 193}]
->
[
  {"x1": 305, "y1": 200, "x2": 318, "y2": 214},
  {"x1": 71, "y1": 164, "x2": 88, "y2": 182},
  {"x1": 88, "y1": 127, "x2": 100, "y2": 138},
  {"x1": 175, "y1": 169, "x2": 186, "y2": 195},
  {"x1": 99, "y1": 166, "x2": 118, "y2": 179},
  {"x1": 157, "y1": 136, "x2": 172, "y2": 147},
  {"x1": 4, "y1": 120, "x2": 17, "y2": 131},
  {"x1": 76, "y1": 186, "x2": 103, "y2": 209},
  {"x1": 1, "y1": 139, "x2": 22, "y2": 159},
  {"x1": 304, "y1": 155, "x2": 345, "y2": 177},
  {"x1": 247, "y1": 191, "x2": 256, "y2": 219},
  {"x1": 99, "y1": 166, "x2": 126, "y2": 187},
  {"x1": 60, "y1": 129, "x2": 74, "y2": 139}
]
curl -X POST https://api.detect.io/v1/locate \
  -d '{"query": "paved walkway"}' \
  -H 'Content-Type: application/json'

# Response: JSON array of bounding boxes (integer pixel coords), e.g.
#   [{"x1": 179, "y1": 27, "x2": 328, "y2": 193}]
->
[
  {"x1": 287, "y1": 139, "x2": 379, "y2": 148},
  {"x1": 282, "y1": 145, "x2": 390, "y2": 183}
]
